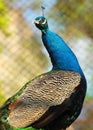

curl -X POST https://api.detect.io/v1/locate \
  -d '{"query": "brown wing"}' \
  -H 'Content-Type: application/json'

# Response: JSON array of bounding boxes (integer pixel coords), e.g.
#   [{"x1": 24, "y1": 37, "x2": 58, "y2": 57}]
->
[{"x1": 8, "y1": 70, "x2": 81, "y2": 128}]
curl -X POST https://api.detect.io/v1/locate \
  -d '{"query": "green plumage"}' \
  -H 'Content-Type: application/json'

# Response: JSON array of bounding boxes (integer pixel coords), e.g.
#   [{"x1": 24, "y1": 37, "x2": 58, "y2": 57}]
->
[
  {"x1": 0, "y1": 75, "x2": 45, "y2": 130},
  {"x1": 0, "y1": 102, "x2": 36, "y2": 130}
]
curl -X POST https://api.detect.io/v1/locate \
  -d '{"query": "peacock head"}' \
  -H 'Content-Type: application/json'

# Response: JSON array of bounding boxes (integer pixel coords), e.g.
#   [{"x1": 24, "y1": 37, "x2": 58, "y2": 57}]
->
[{"x1": 34, "y1": 16, "x2": 48, "y2": 32}]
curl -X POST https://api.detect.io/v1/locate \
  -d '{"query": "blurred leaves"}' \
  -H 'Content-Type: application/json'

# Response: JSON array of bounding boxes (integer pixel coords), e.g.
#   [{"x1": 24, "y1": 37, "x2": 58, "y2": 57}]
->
[
  {"x1": 0, "y1": 0, "x2": 9, "y2": 33},
  {"x1": 0, "y1": 87, "x2": 5, "y2": 105},
  {"x1": 52, "y1": 0, "x2": 93, "y2": 38}
]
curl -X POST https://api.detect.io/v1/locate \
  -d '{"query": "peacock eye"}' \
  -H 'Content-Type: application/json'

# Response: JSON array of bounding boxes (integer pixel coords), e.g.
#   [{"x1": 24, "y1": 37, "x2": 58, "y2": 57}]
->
[{"x1": 41, "y1": 19, "x2": 46, "y2": 24}]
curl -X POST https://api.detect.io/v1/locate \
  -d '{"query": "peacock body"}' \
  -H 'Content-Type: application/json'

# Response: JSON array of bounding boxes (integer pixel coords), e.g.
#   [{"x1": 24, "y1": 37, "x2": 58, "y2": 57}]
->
[{"x1": 0, "y1": 16, "x2": 87, "y2": 130}]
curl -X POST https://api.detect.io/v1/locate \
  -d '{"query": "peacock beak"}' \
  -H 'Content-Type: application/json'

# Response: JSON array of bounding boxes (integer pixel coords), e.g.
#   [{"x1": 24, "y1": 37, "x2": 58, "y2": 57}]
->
[{"x1": 34, "y1": 20, "x2": 39, "y2": 24}]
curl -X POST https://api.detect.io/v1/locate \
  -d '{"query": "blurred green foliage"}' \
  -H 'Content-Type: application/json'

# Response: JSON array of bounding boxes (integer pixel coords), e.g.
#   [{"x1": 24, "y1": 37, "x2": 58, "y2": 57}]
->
[
  {"x1": 52, "y1": 0, "x2": 93, "y2": 38},
  {"x1": 0, "y1": 0, "x2": 9, "y2": 33},
  {"x1": 0, "y1": 89, "x2": 5, "y2": 105}
]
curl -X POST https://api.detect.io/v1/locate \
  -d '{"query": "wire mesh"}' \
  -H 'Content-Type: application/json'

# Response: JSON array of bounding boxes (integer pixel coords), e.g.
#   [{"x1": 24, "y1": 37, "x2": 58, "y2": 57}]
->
[{"x1": 0, "y1": 0, "x2": 93, "y2": 130}]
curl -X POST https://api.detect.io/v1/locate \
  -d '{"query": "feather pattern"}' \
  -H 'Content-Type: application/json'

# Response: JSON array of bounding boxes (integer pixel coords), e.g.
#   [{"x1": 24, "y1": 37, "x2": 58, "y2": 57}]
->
[{"x1": 8, "y1": 70, "x2": 81, "y2": 128}]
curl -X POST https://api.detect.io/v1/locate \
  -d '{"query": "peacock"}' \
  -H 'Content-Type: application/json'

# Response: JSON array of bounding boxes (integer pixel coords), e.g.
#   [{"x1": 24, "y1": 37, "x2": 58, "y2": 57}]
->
[{"x1": 0, "y1": 8, "x2": 87, "y2": 130}]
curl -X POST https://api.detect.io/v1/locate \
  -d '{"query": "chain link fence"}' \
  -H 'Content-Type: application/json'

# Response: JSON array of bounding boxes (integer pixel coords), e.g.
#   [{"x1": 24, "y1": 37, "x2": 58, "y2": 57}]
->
[{"x1": 0, "y1": 0, "x2": 93, "y2": 130}]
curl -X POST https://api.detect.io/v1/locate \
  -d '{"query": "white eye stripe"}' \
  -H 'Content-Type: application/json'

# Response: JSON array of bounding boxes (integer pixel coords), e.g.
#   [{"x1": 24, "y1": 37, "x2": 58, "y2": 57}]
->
[
  {"x1": 34, "y1": 18, "x2": 46, "y2": 24},
  {"x1": 42, "y1": 19, "x2": 47, "y2": 24}
]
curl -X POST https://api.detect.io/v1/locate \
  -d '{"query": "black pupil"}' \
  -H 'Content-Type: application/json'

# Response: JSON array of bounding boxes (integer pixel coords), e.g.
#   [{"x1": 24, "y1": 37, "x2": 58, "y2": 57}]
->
[
  {"x1": 3, "y1": 116, "x2": 7, "y2": 120},
  {"x1": 41, "y1": 19, "x2": 45, "y2": 23}
]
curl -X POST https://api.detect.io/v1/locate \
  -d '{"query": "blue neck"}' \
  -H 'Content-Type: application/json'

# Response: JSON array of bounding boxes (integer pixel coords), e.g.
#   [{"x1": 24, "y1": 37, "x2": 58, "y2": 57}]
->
[{"x1": 42, "y1": 29, "x2": 84, "y2": 76}]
